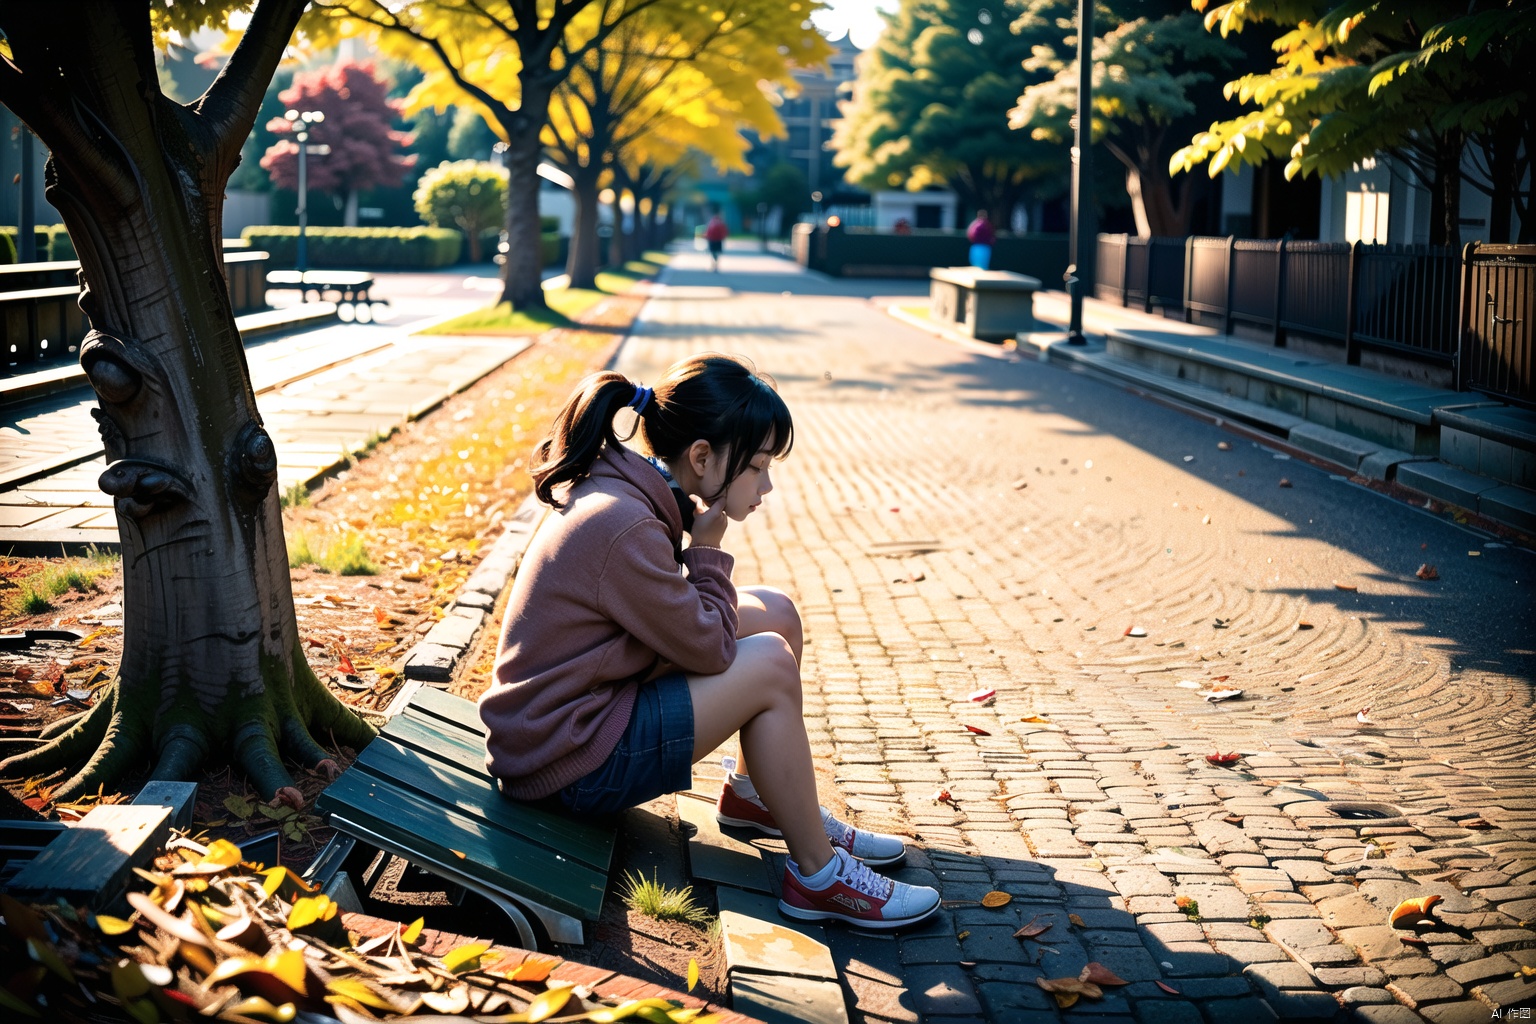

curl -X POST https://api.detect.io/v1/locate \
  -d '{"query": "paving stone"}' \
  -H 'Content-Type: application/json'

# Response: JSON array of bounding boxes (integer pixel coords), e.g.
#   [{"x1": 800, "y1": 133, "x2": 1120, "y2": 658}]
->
[
  {"x1": 1420, "y1": 1002, "x2": 1509, "y2": 1024},
  {"x1": 841, "y1": 972, "x2": 917, "y2": 1024},
  {"x1": 973, "y1": 978, "x2": 1055, "y2": 1017},
  {"x1": 1352, "y1": 1006, "x2": 1426, "y2": 1024},
  {"x1": 1340, "y1": 986, "x2": 1396, "y2": 1006},
  {"x1": 420, "y1": 607, "x2": 485, "y2": 649},
  {"x1": 1127, "y1": 997, "x2": 1205, "y2": 1024},
  {"x1": 1110, "y1": 865, "x2": 1176, "y2": 898},
  {"x1": 730, "y1": 975, "x2": 849, "y2": 1024},
  {"x1": 1471, "y1": 975, "x2": 1536, "y2": 1010},
  {"x1": 1077, "y1": 944, "x2": 1167, "y2": 984},
  {"x1": 1265, "y1": 918, "x2": 1336, "y2": 950},
  {"x1": 678, "y1": 796, "x2": 774, "y2": 894},
  {"x1": 1172, "y1": 885, "x2": 1255, "y2": 923},
  {"x1": 1196, "y1": 996, "x2": 1279, "y2": 1024},
  {"x1": 958, "y1": 925, "x2": 1029, "y2": 964},
  {"x1": 1386, "y1": 975, "x2": 1466, "y2": 1009},
  {"x1": 1445, "y1": 954, "x2": 1517, "y2": 985},
  {"x1": 1210, "y1": 940, "x2": 1292, "y2": 964},
  {"x1": 402, "y1": 642, "x2": 458, "y2": 682},
  {"x1": 900, "y1": 964, "x2": 981, "y2": 1018},
  {"x1": 1475, "y1": 929, "x2": 1536, "y2": 953},
  {"x1": 1318, "y1": 893, "x2": 1383, "y2": 930},
  {"x1": 717, "y1": 888, "x2": 835, "y2": 981},
  {"x1": 1314, "y1": 966, "x2": 1388, "y2": 988},
  {"x1": 1272, "y1": 859, "x2": 1336, "y2": 885}
]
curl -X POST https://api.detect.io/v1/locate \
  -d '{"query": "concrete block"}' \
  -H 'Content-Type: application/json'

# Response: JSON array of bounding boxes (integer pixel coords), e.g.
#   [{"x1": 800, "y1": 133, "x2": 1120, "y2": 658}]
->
[
  {"x1": 731, "y1": 975, "x2": 848, "y2": 1024},
  {"x1": 1396, "y1": 461, "x2": 1502, "y2": 509},
  {"x1": 1308, "y1": 394, "x2": 1340, "y2": 430},
  {"x1": 421, "y1": 608, "x2": 485, "y2": 651},
  {"x1": 677, "y1": 793, "x2": 773, "y2": 894},
  {"x1": 1512, "y1": 447, "x2": 1536, "y2": 489},
  {"x1": 1360, "y1": 449, "x2": 1431, "y2": 482},
  {"x1": 1442, "y1": 427, "x2": 1482, "y2": 471},
  {"x1": 7, "y1": 805, "x2": 171, "y2": 908},
  {"x1": 718, "y1": 886, "x2": 836, "y2": 981},
  {"x1": 132, "y1": 780, "x2": 198, "y2": 829},
  {"x1": 1479, "y1": 437, "x2": 1515, "y2": 482},
  {"x1": 1288, "y1": 423, "x2": 1380, "y2": 471},
  {"x1": 455, "y1": 591, "x2": 494, "y2": 611},
  {"x1": 1479, "y1": 485, "x2": 1536, "y2": 533},
  {"x1": 403, "y1": 643, "x2": 458, "y2": 682}
]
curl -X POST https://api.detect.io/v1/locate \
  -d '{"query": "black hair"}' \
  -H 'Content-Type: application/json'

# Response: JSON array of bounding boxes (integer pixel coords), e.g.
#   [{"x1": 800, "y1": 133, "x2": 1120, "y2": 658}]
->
[{"x1": 531, "y1": 353, "x2": 794, "y2": 509}]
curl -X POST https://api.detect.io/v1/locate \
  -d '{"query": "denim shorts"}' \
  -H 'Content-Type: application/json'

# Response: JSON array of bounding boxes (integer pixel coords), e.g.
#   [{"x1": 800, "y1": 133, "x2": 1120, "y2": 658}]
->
[{"x1": 556, "y1": 672, "x2": 695, "y2": 817}]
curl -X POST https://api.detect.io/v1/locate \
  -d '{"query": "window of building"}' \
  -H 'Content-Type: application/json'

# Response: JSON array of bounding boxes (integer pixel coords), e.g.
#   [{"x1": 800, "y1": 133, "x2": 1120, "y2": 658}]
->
[{"x1": 1345, "y1": 190, "x2": 1389, "y2": 244}]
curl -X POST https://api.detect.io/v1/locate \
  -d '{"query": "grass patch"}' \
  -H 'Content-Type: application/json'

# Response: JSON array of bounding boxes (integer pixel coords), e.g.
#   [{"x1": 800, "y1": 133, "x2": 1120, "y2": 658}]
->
[
  {"x1": 287, "y1": 530, "x2": 377, "y2": 575},
  {"x1": 420, "y1": 254, "x2": 668, "y2": 337},
  {"x1": 621, "y1": 870, "x2": 711, "y2": 925},
  {"x1": 280, "y1": 481, "x2": 311, "y2": 508},
  {"x1": 894, "y1": 303, "x2": 932, "y2": 322},
  {"x1": 6, "y1": 548, "x2": 120, "y2": 615}
]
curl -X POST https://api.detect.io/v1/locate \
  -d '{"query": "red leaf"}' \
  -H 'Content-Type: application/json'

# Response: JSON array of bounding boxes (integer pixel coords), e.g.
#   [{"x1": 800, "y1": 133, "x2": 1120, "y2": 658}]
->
[
  {"x1": 337, "y1": 652, "x2": 356, "y2": 675},
  {"x1": 305, "y1": 637, "x2": 326, "y2": 649},
  {"x1": 1415, "y1": 563, "x2": 1439, "y2": 580},
  {"x1": 1206, "y1": 752, "x2": 1241, "y2": 766},
  {"x1": 1080, "y1": 962, "x2": 1129, "y2": 987},
  {"x1": 1156, "y1": 981, "x2": 1181, "y2": 995},
  {"x1": 1014, "y1": 916, "x2": 1052, "y2": 939},
  {"x1": 968, "y1": 688, "x2": 996, "y2": 703},
  {"x1": 964, "y1": 724, "x2": 991, "y2": 736}
]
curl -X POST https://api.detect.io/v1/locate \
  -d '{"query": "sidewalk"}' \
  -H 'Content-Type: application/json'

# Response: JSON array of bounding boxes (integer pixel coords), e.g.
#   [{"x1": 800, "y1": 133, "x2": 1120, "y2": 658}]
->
[{"x1": 615, "y1": 245, "x2": 1536, "y2": 1023}]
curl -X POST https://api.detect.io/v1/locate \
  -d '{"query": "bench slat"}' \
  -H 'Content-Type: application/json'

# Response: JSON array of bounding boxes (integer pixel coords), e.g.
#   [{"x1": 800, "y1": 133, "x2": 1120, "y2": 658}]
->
[
  {"x1": 352, "y1": 731, "x2": 615, "y2": 872},
  {"x1": 403, "y1": 685, "x2": 488, "y2": 736},
  {"x1": 316, "y1": 769, "x2": 607, "y2": 922}
]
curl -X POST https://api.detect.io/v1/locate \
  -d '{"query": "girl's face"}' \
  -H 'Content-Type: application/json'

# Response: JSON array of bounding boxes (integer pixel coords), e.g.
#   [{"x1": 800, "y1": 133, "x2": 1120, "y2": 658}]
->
[{"x1": 695, "y1": 440, "x2": 776, "y2": 521}]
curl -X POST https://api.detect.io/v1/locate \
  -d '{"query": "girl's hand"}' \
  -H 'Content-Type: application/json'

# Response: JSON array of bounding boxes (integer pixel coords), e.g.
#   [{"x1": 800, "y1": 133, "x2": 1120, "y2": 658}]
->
[{"x1": 688, "y1": 494, "x2": 728, "y2": 548}]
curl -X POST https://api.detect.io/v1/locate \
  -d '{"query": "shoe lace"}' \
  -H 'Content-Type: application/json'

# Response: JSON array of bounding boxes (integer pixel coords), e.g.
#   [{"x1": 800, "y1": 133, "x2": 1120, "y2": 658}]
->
[
  {"x1": 820, "y1": 807, "x2": 852, "y2": 847},
  {"x1": 837, "y1": 851, "x2": 894, "y2": 900}
]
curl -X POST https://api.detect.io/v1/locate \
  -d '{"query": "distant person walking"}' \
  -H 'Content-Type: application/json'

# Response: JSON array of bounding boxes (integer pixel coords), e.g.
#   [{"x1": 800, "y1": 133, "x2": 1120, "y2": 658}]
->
[
  {"x1": 705, "y1": 214, "x2": 729, "y2": 272},
  {"x1": 966, "y1": 210, "x2": 995, "y2": 270}
]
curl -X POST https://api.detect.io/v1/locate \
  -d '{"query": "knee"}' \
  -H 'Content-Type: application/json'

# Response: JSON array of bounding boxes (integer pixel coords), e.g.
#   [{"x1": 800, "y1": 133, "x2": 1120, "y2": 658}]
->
[
  {"x1": 739, "y1": 632, "x2": 800, "y2": 704},
  {"x1": 758, "y1": 587, "x2": 804, "y2": 655}
]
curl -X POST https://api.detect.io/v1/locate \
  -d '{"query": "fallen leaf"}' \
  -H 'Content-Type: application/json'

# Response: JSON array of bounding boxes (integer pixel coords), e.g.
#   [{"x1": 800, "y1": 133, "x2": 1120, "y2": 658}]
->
[
  {"x1": 1415, "y1": 564, "x2": 1439, "y2": 580},
  {"x1": 400, "y1": 917, "x2": 424, "y2": 945},
  {"x1": 1334, "y1": 581, "x2": 1358, "y2": 592},
  {"x1": 1012, "y1": 479, "x2": 1028, "y2": 489},
  {"x1": 441, "y1": 942, "x2": 488, "y2": 973},
  {"x1": 1068, "y1": 913, "x2": 1086, "y2": 928},
  {"x1": 336, "y1": 652, "x2": 356, "y2": 675},
  {"x1": 1205, "y1": 752, "x2": 1241, "y2": 766},
  {"x1": 1224, "y1": 815, "x2": 1245, "y2": 826},
  {"x1": 1125, "y1": 626, "x2": 1147, "y2": 637},
  {"x1": 1357, "y1": 707, "x2": 1373, "y2": 724},
  {"x1": 1389, "y1": 895, "x2": 1442, "y2": 929},
  {"x1": 933, "y1": 788, "x2": 953, "y2": 803},
  {"x1": 1203, "y1": 688, "x2": 1244, "y2": 702},
  {"x1": 1297, "y1": 621, "x2": 1314, "y2": 630},
  {"x1": 1019, "y1": 714, "x2": 1051, "y2": 724},
  {"x1": 1212, "y1": 675, "x2": 1230, "y2": 682},
  {"x1": 94, "y1": 914, "x2": 137, "y2": 936},
  {"x1": 981, "y1": 891, "x2": 1012, "y2": 908},
  {"x1": 373, "y1": 606, "x2": 389, "y2": 625},
  {"x1": 1468, "y1": 550, "x2": 1481, "y2": 557},
  {"x1": 956, "y1": 930, "x2": 971, "y2": 941},
  {"x1": 687, "y1": 957, "x2": 699, "y2": 992},
  {"x1": 1037, "y1": 977, "x2": 1103, "y2": 1000},
  {"x1": 1054, "y1": 992, "x2": 1080, "y2": 1009},
  {"x1": 968, "y1": 688, "x2": 996, "y2": 703},
  {"x1": 1278, "y1": 478, "x2": 1292, "y2": 488},
  {"x1": 964, "y1": 724, "x2": 991, "y2": 736},
  {"x1": 1217, "y1": 442, "x2": 1231, "y2": 451},
  {"x1": 1080, "y1": 962, "x2": 1129, "y2": 986},
  {"x1": 1156, "y1": 981, "x2": 1182, "y2": 995},
  {"x1": 1014, "y1": 916, "x2": 1053, "y2": 939}
]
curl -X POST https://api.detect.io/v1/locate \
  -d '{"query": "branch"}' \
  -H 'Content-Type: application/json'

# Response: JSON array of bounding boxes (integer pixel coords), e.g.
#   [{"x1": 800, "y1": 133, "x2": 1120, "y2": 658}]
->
[{"x1": 196, "y1": 0, "x2": 309, "y2": 164}]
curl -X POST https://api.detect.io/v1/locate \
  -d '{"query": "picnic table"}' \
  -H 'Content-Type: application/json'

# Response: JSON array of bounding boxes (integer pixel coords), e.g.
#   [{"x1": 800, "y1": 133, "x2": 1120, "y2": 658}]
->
[
  {"x1": 308, "y1": 684, "x2": 618, "y2": 950},
  {"x1": 266, "y1": 270, "x2": 378, "y2": 315}
]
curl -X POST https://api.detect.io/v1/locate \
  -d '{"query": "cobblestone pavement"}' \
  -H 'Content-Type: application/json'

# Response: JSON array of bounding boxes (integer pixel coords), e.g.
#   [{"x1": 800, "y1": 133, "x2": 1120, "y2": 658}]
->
[{"x1": 616, "y1": 247, "x2": 1536, "y2": 1023}]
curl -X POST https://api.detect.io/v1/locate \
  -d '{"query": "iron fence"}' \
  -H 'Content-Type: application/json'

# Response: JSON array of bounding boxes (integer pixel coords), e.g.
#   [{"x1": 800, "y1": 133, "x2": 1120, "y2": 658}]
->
[{"x1": 1459, "y1": 243, "x2": 1535, "y2": 407}]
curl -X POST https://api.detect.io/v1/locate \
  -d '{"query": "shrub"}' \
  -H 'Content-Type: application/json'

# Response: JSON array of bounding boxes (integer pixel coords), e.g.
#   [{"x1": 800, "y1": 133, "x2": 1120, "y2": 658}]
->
[
  {"x1": 241, "y1": 226, "x2": 462, "y2": 269},
  {"x1": 287, "y1": 529, "x2": 377, "y2": 575},
  {"x1": 48, "y1": 226, "x2": 76, "y2": 262},
  {"x1": 414, "y1": 160, "x2": 507, "y2": 263},
  {"x1": 0, "y1": 226, "x2": 54, "y2": 263},
  {"x1": 0, "y1": 231, "x2": 14, "y2": 265}
]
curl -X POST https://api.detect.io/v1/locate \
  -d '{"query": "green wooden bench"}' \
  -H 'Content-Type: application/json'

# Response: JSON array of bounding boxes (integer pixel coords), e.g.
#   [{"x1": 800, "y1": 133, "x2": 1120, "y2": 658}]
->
[{"x1": 308, "y1": 685, "x2": 617, "y2": 949}]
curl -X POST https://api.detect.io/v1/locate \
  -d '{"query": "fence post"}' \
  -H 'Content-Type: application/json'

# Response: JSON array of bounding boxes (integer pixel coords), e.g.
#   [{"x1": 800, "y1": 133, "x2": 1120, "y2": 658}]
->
[
  {"x1": 1343, "y1": 240, "x2": 1360, "y2": 366},
  {"x1": 1455, "y1": 241, "x2": 1476, "y2": 392},
  {"x1": 1223, "y1": 235, "x2": 1237, "y2": 335},
  {"x1": 1183, "y1": 236, "x2": 1195, "y2": 323},
  {"x1": 1122, "y1": 234, "x2": 1132, "y2": 307},
  {"x1": 1273, "y1": 238, "x2": 1287, "y2": 348}
]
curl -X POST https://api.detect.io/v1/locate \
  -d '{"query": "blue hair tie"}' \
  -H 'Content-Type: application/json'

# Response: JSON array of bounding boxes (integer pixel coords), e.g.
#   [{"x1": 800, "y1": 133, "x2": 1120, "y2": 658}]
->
[{"x1": 628, "y1": 384, "x2": 653, "y2": 415}]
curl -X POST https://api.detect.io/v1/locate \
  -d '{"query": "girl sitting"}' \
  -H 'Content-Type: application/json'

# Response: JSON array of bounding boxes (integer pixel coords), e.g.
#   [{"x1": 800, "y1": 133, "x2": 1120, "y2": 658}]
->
[{"x1": 479, "y1": 353, "x2": 939, "y2": 929}]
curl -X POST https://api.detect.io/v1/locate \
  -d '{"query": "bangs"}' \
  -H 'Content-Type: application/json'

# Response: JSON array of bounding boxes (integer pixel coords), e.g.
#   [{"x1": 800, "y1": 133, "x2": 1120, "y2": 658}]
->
[{"x1": 717, "y1": 377, "x2": 794, "y2": 496}]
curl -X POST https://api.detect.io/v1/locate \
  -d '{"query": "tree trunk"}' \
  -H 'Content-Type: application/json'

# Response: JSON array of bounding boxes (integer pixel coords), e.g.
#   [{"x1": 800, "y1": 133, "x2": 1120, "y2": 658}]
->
[
  {"x1": 1429, "y1": 131, "x2": 1463, "y2": 248},
  {"x1": 0, "y1": 2, "x2": 374, "y2": 806},
  {"x1": 607, "y1": 191, "x2": 625, "y2": 270},
  {"x1": 498, "y1": 92, "x2": 551, "y2": 310},
  {"x1": 566, "y1": 172, "x2": 602, "y2": 291},
  {"x1": 344, "y1": 188, "x2": 359, "y2": 227}
]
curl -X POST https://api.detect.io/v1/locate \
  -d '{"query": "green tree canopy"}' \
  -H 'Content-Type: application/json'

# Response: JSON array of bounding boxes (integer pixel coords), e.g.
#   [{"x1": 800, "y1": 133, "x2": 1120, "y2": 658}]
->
[
  {"x1": 414, "y1": 160, "x2": 508, "y2": 260},
  {"x1": 1169, "y1": 1, "x2": 1536, "y2": 244},
  {"x1": 1009, "y1": 0, "x2": 1247, "y2": 236},
  {"x1": 833, "y1": 0, "x2": 1057, "y2": 225}
]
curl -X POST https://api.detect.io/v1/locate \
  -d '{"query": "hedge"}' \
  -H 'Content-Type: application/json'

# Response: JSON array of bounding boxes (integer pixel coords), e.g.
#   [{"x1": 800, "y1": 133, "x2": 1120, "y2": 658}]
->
[
  {"x1": 0, "y1": 225, "x2": 77, "y2": 263},
  {"x1": 240, "y1": 226, "x2": 462, "y2": 269}
]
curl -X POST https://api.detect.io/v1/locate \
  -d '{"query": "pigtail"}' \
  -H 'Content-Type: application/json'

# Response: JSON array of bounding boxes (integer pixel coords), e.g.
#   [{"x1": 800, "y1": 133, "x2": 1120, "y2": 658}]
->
[{"x1": 531, "y1": 372, "x2": 644, "y2": 508}]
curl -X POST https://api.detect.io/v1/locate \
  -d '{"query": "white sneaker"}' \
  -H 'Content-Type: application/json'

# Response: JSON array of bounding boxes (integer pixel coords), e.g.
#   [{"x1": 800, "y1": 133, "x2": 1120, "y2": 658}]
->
[
  {"x1": 780, "y1": 848, "x2": 939, "y2": 929},
  {"x1": 821, "y1": 807, "x2": 907, "y2": 868}
]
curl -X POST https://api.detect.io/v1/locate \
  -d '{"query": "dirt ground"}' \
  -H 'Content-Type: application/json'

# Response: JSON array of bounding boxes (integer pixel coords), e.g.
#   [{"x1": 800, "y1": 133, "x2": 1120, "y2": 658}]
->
[{"x1": 0, "y1": 268, "x2": 733, "y2": 1001}]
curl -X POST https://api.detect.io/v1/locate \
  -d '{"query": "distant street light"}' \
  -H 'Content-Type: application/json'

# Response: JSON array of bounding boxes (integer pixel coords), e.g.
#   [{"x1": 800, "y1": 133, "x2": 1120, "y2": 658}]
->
[
  {"x1": 284, "y1": 109, "x2": 329, "y2": 282},
  {"x1": 1067, "y1": 0, "x2": 1095, "y2": 345}
]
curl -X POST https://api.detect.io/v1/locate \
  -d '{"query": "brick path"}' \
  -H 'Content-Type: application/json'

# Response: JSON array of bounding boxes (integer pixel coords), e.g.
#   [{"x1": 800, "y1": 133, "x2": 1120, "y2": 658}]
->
[{"x1": 615, "y1": 247, "x2": 1536, "y2": 1023}]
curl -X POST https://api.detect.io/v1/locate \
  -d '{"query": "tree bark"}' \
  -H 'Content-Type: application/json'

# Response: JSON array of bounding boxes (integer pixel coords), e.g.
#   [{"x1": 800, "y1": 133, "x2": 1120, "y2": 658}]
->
[
  {"x1": 565, "y1": 170, "x2": 603, "y2": 291},
  {"x1": 497, "y1": 88, "x2": 552, "y2": 310},
  {"x1": 0, "y1": 1, "x2": 374, "y2": 806}
]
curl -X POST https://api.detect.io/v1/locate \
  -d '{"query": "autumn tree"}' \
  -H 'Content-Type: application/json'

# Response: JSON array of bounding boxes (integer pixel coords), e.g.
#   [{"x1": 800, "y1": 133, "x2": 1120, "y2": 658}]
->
[
  {"x1": 260, "y1": 59, "x2": 415, "y2": 226},
  {"x1": 833, "y1": 0, "x2": 1056, "y2": 224},
  {"x1": 0, "y1": 0, "x2": 374, "y2": 806},
  {"x1": 414, "y1": 160, "x2": 508, "y2": 262},
  {"x1": 1009, "y1": 1, "x2": 1247, "y2": 237},
  {"x1": 1169, "y1": 1, "x2": 1536, "y2": 245},
  {"x1": 543, "y1": 1, "x2": 824, "y2": 288}
]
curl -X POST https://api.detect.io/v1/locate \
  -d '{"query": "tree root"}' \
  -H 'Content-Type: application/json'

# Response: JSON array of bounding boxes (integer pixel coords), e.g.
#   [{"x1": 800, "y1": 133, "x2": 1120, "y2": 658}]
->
[
  {"x1": 47, "y1": 704, "x2": 149, "y2": 804},
  {"x1": 0, "y1": 687, "x2": 117, "y2": 780},
  {"x1": 148, "y1": 725, "x2": 208, "y2": 783}
]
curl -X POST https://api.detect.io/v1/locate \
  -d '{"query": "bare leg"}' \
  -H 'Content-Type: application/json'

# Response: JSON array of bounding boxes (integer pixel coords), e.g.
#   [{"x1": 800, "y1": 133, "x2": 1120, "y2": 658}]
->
[
  {"x1": 688, "y1": 633, "x2": 832, "y2": 875},
  {"x1": 733, "y1": 586, "x2": 803, "y2": 780}
]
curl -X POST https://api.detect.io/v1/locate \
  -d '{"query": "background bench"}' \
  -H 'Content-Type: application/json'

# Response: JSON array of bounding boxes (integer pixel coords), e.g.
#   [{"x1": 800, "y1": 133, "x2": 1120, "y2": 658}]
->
[
  {"x1": 310, "y1": 684, "x2": 618, "y2": 950},
  {"x1": 266, "y1": 270, "x2": 376, "y2": 309},
  {"x1": 929, "y1": 266, "x2": 1041, "y2": 342}
]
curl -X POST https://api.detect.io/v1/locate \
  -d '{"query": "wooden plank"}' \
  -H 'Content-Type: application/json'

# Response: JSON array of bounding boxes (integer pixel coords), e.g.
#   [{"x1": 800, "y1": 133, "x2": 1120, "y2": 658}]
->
[
  {"x1": 352, "y1": 733, "x2": 616, "y2": 872},
  {"x1": 380, "y1": 709, "x2": 493, "y2": 774},
  {"x1": 315, "y1": 770, "x2": 607, "y2": 922},
  {"x1": 5, "y1": 805, "x2": 170, "y2": 908},
  {"x1": 404, "y1": 685, "x2": 486, "y2": 735}
]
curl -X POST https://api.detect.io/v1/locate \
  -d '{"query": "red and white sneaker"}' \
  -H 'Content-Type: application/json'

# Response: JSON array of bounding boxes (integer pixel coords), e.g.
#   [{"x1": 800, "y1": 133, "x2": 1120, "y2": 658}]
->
[
  {"x1": 780, "y1": 848, "x2": 939, "y2": 930},
  {"x1": 716, "y1": 782, "x2": 908, "y2": 868}
]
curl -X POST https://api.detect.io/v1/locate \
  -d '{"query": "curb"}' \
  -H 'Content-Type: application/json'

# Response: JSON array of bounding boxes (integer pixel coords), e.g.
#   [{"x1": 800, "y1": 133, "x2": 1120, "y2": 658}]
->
[{"x1": 401, "y1": 492, "x2": 547, "y2": 684}]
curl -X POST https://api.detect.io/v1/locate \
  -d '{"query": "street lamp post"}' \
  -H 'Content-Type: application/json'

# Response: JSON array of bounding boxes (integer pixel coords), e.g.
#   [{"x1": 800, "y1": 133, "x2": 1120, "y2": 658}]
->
[
  {"x1": 284, "y1": 109, "x2": 326, "y2": 285},
  {"x1": 1067, "y1": 0, "x2": 1095, "y2": 345}
]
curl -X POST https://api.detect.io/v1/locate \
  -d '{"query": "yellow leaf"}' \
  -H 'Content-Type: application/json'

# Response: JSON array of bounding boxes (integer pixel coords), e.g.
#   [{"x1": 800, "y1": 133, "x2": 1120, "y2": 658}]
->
[
  {"x1": 587, "y1": 999, "x2": 678, "y2": 1022},
  {"x1": 286, "y1": 895, "x2": 337, "y2": 931},
  {"x1": 526, "y1": 986, "x2": 574, "y2": 1022},
  {"x1": 1019, "y1": 715, "x2": 1051, "y2": 724},
  {"x1": 326, "y1": 978, "x2": 395, "y2": 1011},
  {"x1": 200, "y1": 838, "x2": 244, "y2": 868},
  {"x1": 1055, "y1": 991, "x2": 1080, "y2": 1008},
  {"x1": 95, "y1": 914, "x2": 137, "y2": 936},
  {"x1": 981, "y1": 891, "x2": 1012, "y2": 908},
  {"x1": 1210, "y1": 146, "x2": 1234, "y2": 176},
  {"x1": 441, "y1": 942, "x2": 489, "y2": 973},
  {"x1": 401, "y1": 917, "x2": 425, "y2": 945},
  {"x1": 222, "y1": 998, "x2": 296, "y2": 1023},
  {"x1": 687, "y1": 957, "x2": 699, "y2": 992},
  {"x1": 956, "y1": 930, "x2": 971, "y2": 941}
]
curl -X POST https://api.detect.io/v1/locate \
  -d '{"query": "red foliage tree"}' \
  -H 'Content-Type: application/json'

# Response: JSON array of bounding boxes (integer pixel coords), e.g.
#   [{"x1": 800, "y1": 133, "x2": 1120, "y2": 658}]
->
[{"x1": 261, "y1": 60, "x2": 414, "y2": 222}]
